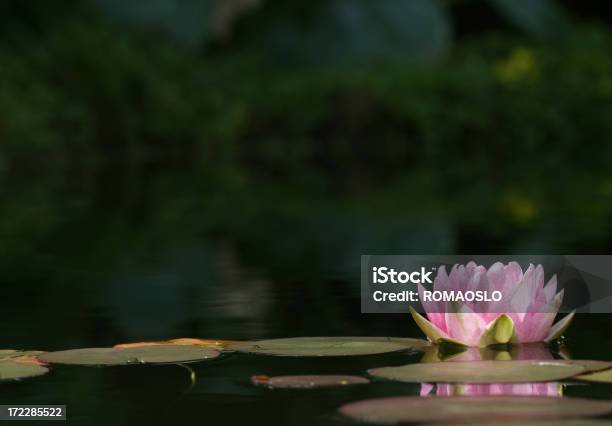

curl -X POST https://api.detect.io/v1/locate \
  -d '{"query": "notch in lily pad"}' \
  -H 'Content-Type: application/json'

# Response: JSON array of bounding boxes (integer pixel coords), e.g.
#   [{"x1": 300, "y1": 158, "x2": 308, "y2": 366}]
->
[
  {"x1": 38, "y1": 345, "x2": 220, "y2": 366},
  {"x1": 226, "y1": 337, "x2": 429, "y2": 357}
]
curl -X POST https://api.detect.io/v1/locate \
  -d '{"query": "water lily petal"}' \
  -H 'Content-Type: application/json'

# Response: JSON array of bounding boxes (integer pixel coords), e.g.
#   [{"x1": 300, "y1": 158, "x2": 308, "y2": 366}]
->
[
  {"x1": 445, "y1": 303, "x2": 487, "y2": 347},
  {"x1": 514, "y1": 289, "x2": 563, "y2": 342},
  {"x1": 420, "y1": 262, "x2": 572, "y2": 347},
  {"x1": 434, "y1": 265, "x2": 450, "y2": 292},
  {"x1": 533, "y1": 264, "x2": 545, "y2": 292},
  {"x1": 418, "y1": 283, "x2": 446, "y2": 332},
  {"x1": 504, "y1": 262, "x2": 524, "y2": 288},
  {"x1": 478, "y1": 314, "x2": 518, "y2": 347},
  {"x1": 486, "y1": 262, "x2": 507, "y2": 292},
  {"x1": 516, "y1": 312, "x2": 558, "y2": 342},
  {"x1": 545, "y1": 311, "x2": 576, "y2": 342},
  {"x1": 420, "y1": 382, "x2": 435, "y2": 396},
  {"x1": 510, "y1": 264, "x2": 539, "y2": 321},
  {"x1": 410, "y1": 307, "x2": 466, "y2": 346},
  {"x1": 543, "y1": 275, "x2": 557, "y2": 304}
]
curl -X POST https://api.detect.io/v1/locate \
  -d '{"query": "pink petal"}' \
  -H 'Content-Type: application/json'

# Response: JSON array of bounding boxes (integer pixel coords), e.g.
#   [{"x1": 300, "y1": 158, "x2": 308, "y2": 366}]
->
[
  {"x1": 418, "y1": 283, "x2": 447, "y2": 332},
  {"x1": 433, "y1": 265, "x2": 451, "y2": 292},
  {"x1": 420, "y1": 383, "x2": 434, "y2": 396},
  {"x1": 445, "y1": 307, "x2": 487, "y2": 346},
  {"x1": 515, "y1": 312, "x2": 557, "y2": 342},
  {"x1": 487, "y1": 262, "x2": 507, "y2": 292},
  {"x1": 511, "y1": 264, "x2": 539, "y2": 321},
  {"x1": 543, "y1": 275, "x2": 557, "y2": 304}
]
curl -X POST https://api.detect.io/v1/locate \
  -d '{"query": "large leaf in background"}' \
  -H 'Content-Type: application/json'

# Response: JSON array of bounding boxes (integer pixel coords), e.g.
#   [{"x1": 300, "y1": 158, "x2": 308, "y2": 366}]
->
[
  {"x1": 94, "y1": 0, "x2": 213, "y2": 45},
  {"x1": 489, "y1": 0, "x2": 568, "y2": 37},
  {"x1": 256, "y1": 0, "x2": 451, "y2": 65}
]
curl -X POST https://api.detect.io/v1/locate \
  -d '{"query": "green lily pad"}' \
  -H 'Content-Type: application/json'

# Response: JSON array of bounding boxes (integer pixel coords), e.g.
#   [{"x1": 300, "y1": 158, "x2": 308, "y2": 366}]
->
[
  {"x1": 576, "y1": 368, "x2": 612, "y2": 383},
  {"x1": 251, "y1": 375, "x2": 369, "y2": 389},
  {"x1": 339, "y1": 396, "x2": 612, "y2": 424},
  {"x1": 38, "y1": 345, "x2": 220, "y2": 366},
  {"x1": 563, "y1": 360, "x2": 612, "y2": 374},
  {"x1": 0, "y1": 360, "x2": 49, "y2": 381},
  {"x1": 0, "y1": 350, "x2": 46, "y2": 360},
  {"x1": 368, "y1": 360, "x2": 585, "y2": 383},
  {"x1": 479, "y1": 421, "x2": 612, "y2": 426},
  {"x1": 226, "y1": 337, "x2": 428, "y2": 357}
]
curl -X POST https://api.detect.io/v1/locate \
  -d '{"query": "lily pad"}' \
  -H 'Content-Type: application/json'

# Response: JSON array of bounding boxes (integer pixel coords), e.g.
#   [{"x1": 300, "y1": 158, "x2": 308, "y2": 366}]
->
[
  {"x1": 368, "y1": 360, "x2": 585, "y2": 383},
  {"x1": 339, "y1": 396, "x2": 612, "y2": 424},
  {"x1": 114, "y1": 338, "x2": 240, "y2": 350},
  {"x1": 251, "y1": 374, "x2": 369, "y2": 389},
  {"x1": 39, "y1": 345, "x2": 220, "y2": 366},
  {"x1": 226, "y1": 337, "x2": 428, "y2": 357},
  {"x1": 564, "y1": 360, "x2": 612, "y2": 374},
  {"x1": 0, "y1": 350, "x2": 45, "y2": 360},
  {"x1": 0, "y1": 360, "x2": 49, "y2": 381},
  {"x1": 475, "y1": 421, "x2": 612, "y2": 426},
  {"x1": 576, "y1": 368, "x2": 612, "y2": 384}
]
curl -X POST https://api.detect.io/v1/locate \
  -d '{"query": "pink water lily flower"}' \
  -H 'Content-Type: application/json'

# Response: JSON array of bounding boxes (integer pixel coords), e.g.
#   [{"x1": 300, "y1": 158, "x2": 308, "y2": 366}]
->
[{"x1": 410, "y1": 262, "x2": 575, "y2": 347}]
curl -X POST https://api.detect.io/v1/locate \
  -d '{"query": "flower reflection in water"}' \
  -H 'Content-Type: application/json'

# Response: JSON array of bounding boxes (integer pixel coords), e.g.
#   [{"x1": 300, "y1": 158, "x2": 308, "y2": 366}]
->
[
  {"x1": 420, "y1": 342, "x2": 558, "y2": 363},
  {"x1": 420, "y1": 382, "x2": 563, "y2": 397},
  {"x1": 419, "y1": 343, "x2": 565, "y2": 397}
]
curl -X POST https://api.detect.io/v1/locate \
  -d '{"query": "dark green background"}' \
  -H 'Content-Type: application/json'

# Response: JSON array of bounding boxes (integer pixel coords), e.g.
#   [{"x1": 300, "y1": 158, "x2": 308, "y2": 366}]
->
[{"x1": 1, "y1": 1, "x2": 612, "y2": 424}]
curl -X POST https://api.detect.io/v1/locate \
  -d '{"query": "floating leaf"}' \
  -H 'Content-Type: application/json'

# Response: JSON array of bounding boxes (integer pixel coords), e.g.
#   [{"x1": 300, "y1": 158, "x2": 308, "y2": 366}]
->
[
  {"x1": 114, "y1": 338, "x2": 240, "y2": 350},
  {"x1": 39, "y1": 345, "x2": 220, "y2": 366},
  {"x1": 487, "y1": 421, "x2": 612, "y2": 426},
  {"x1": 368, "y1": 360, "x2": 585, "y2": 384},
  {"x1": 563, "y1": 360, "x2": 612, "y2": 374},
  {"x1": 0, "y1": 350, "x2": 46, "y2": 360},
  {"x1": 251, "y1": 375, "x2": 369, "y2": 389},
  {"x1": 12, "y1": 355, "x2": 48, "y2": 367},
  {"x1": 226, "y1": 337, "x2": 428, "y2": 357},
  {"x1": 339, "y1": 396, "x2": 612, "y2": 424},
  {"x1": 576, "y1": 368, "x2": 612, "y2": 384},
  {"x1": 0, "y1": 360, "x2": 49, "y2": 381},
  {"x1": 0, "y1": 350, "x2": 47, "y2": 367}
]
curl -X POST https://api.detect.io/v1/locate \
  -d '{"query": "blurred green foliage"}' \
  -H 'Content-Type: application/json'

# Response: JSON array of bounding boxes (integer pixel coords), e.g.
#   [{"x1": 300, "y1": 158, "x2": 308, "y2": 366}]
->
[{"x1": 1, "y1": 0, "x2": 612, "y2": 261}]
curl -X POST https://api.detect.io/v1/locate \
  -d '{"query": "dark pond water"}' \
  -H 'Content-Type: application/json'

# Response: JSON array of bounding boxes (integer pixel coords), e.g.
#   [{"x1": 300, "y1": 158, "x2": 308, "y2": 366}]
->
[{"x1": 1, "y1": 169, "x2": 612, "y2": 425}]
